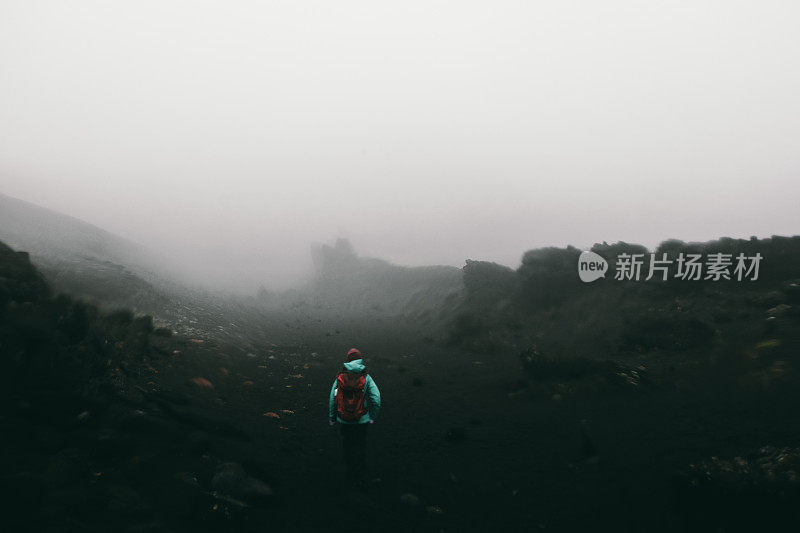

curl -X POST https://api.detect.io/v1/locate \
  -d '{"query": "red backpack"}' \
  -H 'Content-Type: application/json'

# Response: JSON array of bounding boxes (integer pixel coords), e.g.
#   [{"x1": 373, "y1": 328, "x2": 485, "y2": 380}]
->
[{"x1": 335, "y1": 371, "x2": 367, "y2": 422}]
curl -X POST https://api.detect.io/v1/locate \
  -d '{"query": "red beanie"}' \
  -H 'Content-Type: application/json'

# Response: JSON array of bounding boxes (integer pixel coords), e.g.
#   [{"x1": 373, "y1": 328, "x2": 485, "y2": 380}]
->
[{"x1": 346, "y1": 348, "x2": 361, "y2": 361}]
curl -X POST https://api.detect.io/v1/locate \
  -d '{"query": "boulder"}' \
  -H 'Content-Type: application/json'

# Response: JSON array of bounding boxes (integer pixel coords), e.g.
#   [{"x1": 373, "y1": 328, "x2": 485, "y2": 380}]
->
[{"x1": 210, "y1": 462, "x2": 273, "y2": 506}]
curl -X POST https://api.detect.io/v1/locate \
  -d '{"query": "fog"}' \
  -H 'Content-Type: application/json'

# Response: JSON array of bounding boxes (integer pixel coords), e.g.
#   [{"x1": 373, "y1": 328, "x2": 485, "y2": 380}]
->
[{"x1": 1, "y1": 1, "x2": 799, "y2": 291}]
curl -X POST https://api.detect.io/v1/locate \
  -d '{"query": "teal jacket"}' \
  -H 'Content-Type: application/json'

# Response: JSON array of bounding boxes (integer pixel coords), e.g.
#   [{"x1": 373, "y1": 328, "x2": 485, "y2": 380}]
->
[{"x1": 329, "y1": 359, "x2": 381, "y2": 424}]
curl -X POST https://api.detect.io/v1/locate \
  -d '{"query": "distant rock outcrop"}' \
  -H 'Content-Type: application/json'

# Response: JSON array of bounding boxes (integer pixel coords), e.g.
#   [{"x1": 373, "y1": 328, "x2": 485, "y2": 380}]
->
[
  {"x1": 447, "y1": 235, "x2": 800, "y2": 360},
  {"x1": 462, "y1": 259, "x2": 517, "y2": 308},
  {"x1": 303, "y1": 238, "x2": 463, "y2": 321}
]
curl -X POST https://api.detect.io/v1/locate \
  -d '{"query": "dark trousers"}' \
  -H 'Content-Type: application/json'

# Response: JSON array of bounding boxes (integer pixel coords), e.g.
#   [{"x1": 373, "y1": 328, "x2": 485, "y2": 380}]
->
[{"x1": 339, "y1": 423, "x2": 368, "y2": 483}]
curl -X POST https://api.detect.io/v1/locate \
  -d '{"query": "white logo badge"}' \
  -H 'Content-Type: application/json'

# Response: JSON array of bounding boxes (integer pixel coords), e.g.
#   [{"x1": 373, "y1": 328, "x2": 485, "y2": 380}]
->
[{"x1": 578, "y1": 251, "x2": 608, "y2": 282}]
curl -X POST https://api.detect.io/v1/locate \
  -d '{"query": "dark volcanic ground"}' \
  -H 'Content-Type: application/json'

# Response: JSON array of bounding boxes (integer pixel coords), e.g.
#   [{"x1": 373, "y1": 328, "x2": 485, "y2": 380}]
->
[{"x1": 5, "y1": 311, "x2": 800, "y2": 533}]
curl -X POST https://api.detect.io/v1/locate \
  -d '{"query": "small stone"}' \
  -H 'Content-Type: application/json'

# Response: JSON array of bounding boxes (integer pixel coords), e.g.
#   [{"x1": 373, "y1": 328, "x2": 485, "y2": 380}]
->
[
  {"x1": 400, "y1": 493, "x2": 419, "y2": 506},
  {"x1": 190, "y1": 377, "x2": 214, "y2": 389}
]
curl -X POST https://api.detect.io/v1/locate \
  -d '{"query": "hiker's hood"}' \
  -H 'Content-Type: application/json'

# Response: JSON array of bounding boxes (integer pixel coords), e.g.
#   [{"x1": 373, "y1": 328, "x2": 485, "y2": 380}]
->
[{"x1": 343, "y1": 358, "x2": 366, "y2": 373}]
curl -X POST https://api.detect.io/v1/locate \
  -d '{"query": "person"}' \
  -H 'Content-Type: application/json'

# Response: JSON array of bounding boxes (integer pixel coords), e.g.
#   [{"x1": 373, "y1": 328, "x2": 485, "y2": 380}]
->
[{"x1": 328, "y1": 348, "x2": 381, "y2": 484}]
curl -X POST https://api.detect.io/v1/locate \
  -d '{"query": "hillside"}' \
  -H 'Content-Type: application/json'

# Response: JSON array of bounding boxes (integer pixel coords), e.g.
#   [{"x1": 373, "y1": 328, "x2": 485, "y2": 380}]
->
[
  {"x1": 0, "y1": 193, "x2": 149, "y2": 267},
  {"x1": 0, "y1": 193, "x2": 171, "y2": 312}
]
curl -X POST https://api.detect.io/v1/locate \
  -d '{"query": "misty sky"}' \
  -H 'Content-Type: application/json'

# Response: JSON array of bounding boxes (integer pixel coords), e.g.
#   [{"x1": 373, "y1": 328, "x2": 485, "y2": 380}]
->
[{"x1": 1, "y1": 1, "x2": 799, "y2": 289}]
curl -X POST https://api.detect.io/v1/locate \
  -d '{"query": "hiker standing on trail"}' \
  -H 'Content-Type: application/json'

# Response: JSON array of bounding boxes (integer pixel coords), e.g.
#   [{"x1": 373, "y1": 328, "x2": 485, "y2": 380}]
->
[{"x1": 329, "y1": 348, "x2": 381, "y2": 483}]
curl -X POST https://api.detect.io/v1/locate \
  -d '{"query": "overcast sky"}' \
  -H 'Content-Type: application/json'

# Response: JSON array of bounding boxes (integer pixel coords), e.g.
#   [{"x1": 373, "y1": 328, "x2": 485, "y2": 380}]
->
[{"x1": 1, "y1": 1, "x2": 798, "y2": 289}]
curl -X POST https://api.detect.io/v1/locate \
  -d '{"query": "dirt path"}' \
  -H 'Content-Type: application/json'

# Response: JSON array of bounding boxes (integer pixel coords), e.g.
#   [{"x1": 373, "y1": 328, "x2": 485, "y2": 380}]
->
[{"x1": 157, "y1": 333, "x2": 542, "y2": 531}]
